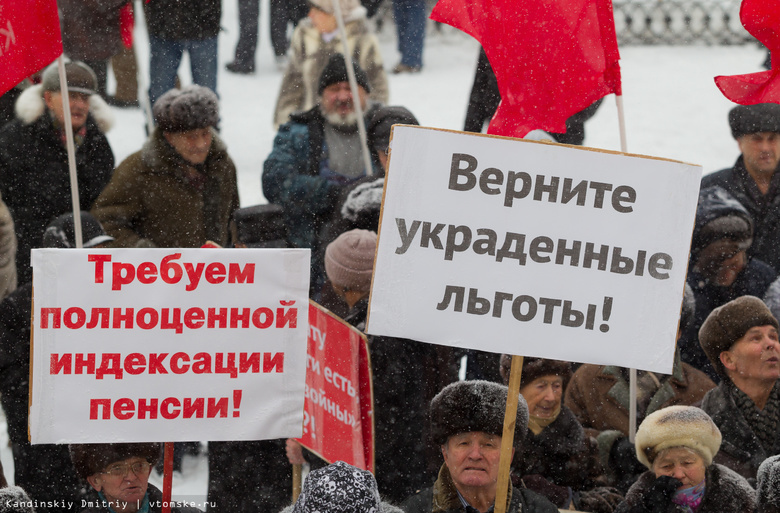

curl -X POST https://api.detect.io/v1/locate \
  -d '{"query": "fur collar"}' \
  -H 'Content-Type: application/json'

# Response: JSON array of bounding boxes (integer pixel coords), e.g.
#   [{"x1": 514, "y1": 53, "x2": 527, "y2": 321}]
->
[{"x1": 14, "y1": 84, "x2": 114, "y2": 133}]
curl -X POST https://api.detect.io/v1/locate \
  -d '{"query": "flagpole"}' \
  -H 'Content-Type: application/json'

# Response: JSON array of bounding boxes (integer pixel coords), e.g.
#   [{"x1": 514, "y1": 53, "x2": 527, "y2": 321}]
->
[
  {"x1": 331, "y1": 0, "x2": 374, "y2": 177},
  {"x1": 56, "y1": 56, "x2": 84, "y2": 248},
  {"x1": 615, "y1": 95, "x2": 628, "y2": 154}
]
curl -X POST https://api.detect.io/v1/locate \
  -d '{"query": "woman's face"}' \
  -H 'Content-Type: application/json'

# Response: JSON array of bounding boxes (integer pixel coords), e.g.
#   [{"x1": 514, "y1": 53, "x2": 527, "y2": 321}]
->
[
  {"x1": 519, "y1": 375, "x2": 563, "y2": 418},
  {"x1": 651, "y1": 447, "x2": 706, "y2": 489}
]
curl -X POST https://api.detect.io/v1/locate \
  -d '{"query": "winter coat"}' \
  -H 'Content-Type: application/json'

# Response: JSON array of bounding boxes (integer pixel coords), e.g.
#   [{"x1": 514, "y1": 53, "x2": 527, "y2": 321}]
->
[
  {"x1": 79, "y1": 484, "x2": 202, "y2": 513},
  {"x1": 401, "y1": 465, "x2": 559, "y2": 513},
  {"x1": 701, "y1": 382, "x2": 780, "y2": 482},
  {"x1": 59, "y1": 0, "x2": 128, "y2": 61},
  {"x1": 701, "y1": 158, "x2": 780, "y2": 274},
  {"x1": 0, "y1": 193, "x2": 17, "y2": 300},
  {"x1": 615, "y1": 465, "x2": 756, "y2": 513},
  {"x1": 91, "y1": 128, "x2": 239, "y2": 249},
  {"x1": 144, "y1": 0, "x2": 221, "y2": 40},
  {"x1": 0, "y1": 85, "x2": 114, "y2": 284},
  {"x1": 273, "y1": 7, "x2": 388, "y2": 127}
]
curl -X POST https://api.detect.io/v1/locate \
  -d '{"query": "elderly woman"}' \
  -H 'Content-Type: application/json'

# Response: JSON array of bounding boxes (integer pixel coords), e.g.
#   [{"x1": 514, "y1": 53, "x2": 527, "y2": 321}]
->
[
  {"x1": 615, "y1": 406, "x2": 755, "y2": 513},
  {"x1": 499, "y1": 356, "x2": 620, "y2": 512},
  {"x1": 70, "y1": 443, "x2": 201, "y2": 513},
  {"x1": 401, "y1": 380, "x2": 558, "y2": 513}
]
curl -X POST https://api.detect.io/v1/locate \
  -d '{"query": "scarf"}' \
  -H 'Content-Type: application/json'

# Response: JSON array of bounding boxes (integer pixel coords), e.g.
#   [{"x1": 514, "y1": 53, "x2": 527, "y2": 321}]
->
[
  {"x1": 671, "y1": 480, "x2": 705, "y2": 513},
  {"x1": 527, "y1": 405, "x2": 561, "y2": 435}
]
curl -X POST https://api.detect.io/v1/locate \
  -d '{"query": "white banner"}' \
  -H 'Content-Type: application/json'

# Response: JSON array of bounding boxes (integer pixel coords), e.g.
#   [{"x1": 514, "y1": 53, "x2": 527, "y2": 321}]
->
[
  {"x1": 367, "y1": 126, "x2": 701, "y2": 374},
  {"x1": 30, "y1": 248, "x2": 310, "y2": 444}
]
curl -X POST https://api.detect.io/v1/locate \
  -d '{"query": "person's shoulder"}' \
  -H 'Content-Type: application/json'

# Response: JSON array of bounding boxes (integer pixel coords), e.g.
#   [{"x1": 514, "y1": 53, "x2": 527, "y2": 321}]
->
[
  {"x1": 515, "y1": 487, "x2": 558, "y2": 513},
  {"x1": 399, "y1": 486, "x2": 433, "y2": 513},
  {"x1": 701, "y1": 166, "x2": 738, "y2": 188},
  {"x1": 700, "y1": 381, "x2": 730, "y2": 412}
]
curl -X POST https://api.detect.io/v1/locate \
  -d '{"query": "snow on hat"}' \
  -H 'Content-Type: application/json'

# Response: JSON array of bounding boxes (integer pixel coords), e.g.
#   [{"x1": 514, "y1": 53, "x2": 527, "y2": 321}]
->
[
  {"x1": 308, "y1": 0, "x2": 361, "y2": 16},
  {"x1": 291, "y1": 461, "x2": 381, "y2": 513},
  {"x1": 318, "y1": 54, "x2": 371, "y2": 95},
  {"x1": 690, "y1": 187, "x2": 753, "y2": 268},
  {"x1": 430, "y1": 380, "x2": 529, "y2": 447},
  {"x1": 0, "y1": 487, "x2": 35, "y2": 513},
  {"x1": 366, "y1": 106, "x2": 419, "y2": 152},
  {"x1": 41, "y1": 61, "x2": 98, "y2": 95},
  {"x1": 325, "y1": 229, "x2": 376, "y2": 293},
  {"x1": 69, "y1": 443, "x2": 162, "y2": 479},
  {"x1": 698, "y1": 295, "x2": 779, "y2": 378},
  {"x1": 153, "y1": 85, "x2": 219, "y2": 132},
  {"x1": 729, "y1": 103, "x2": 780, "y2": 139},
  {"x1": 758, "y1": 455, "x2": 780, "y2": 510},
  {"x1": 634, "y1": 405, "x2": 721, "y2": 469},
  {"x1": 42, "y1": 212, "x2": 113, "y2": 249}
]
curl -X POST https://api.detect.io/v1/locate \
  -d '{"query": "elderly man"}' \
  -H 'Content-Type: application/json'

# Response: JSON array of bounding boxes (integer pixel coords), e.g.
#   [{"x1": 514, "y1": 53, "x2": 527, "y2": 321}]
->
[
  {"x1": 92, "y1": 85, "x2": 239, "y2": 248},
  {"x1": 0, "y1": 61, "x2": 114, "y2": 283},
  {"x1": 401, "y1": 380, "x2": 558, "y2": 513},
  {"x1": 263, "y1": 53, "x2": 381, "y2": 291},
  {"x1": 701, "y1": 103, "x2": 780, "y2": 273},
  {"x1": 699, "y1": 295, "x2": 780, "y2": 481}
]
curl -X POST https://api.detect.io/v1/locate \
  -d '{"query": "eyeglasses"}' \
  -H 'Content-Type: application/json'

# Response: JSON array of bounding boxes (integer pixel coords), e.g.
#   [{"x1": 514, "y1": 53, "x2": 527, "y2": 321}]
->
[{"x1": 101, "y1": 461, "x2": 152, "y2": 478}]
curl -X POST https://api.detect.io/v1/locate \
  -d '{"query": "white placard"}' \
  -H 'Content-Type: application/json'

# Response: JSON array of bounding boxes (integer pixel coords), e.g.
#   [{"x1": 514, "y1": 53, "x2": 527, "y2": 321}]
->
[
  {"x1": 367, "y1": 126, "x2": 701, "y2": 374},
  {"x1": 30, "y1": 248, "x2": 310, "y2": 444}
]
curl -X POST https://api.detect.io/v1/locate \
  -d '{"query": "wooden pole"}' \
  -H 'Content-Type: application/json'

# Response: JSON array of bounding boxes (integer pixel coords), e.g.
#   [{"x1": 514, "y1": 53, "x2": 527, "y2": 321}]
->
[
  {"x1": 615, "y1": 95, "x2": 628, "y2": 154},
  {"x1": 162, "y1": 442, "x2": 174, "y2": 513},
  {"x1": 56, "y1": 56, "x2": 83, "y2": 248},
  {"x1": 292, "y1": 463, "x2": 303, "y2": 503},
  {"x1": 494, "y1": 355, "x2": 523, "y2": 513}
]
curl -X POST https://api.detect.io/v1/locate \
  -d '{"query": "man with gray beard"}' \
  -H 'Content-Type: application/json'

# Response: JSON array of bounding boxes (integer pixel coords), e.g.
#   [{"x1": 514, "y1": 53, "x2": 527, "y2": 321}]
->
[{"x1": 262, "y1": 54, "x2": 381, "y2": 292}]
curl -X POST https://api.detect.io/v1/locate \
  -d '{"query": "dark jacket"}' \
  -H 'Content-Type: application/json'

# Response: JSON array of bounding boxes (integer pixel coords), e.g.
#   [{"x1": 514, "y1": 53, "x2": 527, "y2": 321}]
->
[
  {"x1": 91, "y1": 128, "x2": 239, "y2": 249},
  {"x1": 80, "y1": 484, "x2": 202, "y2": 513},
  {"x1": 143, "y1": 0, "x2": 221, "y2": 40},
  {"x1": 401, "y1": 465, "x2": 558, "y2": 513},
  {"x1": 59, "y1": 0, "x2": 128, "y2": 61},
  {"x1": 615, "y1": 464, "x2": 756, "y2": 513},
  {"x1": 0, "y1": 86, "x2": 114, "y2": 283},
  {"x1": 701, "y1": 382, "x2": 780, "y2": 482},
  {"x1": 702, "y1": 158, "x2": 780, "y2": 274}
]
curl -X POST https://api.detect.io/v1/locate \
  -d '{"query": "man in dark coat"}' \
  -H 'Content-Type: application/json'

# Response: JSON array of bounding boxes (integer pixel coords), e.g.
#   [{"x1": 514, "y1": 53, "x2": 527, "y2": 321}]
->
[
  {"x1": 0, "y1": 62, "x2": 114, "y2": 284},
  {"x1": 701, "y1": 103, "x2": 780, "y2": 274}
]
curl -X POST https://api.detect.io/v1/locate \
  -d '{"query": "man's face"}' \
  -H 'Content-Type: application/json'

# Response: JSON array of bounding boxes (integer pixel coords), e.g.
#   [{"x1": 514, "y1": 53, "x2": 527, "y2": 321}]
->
[
  {"x1": 694, "y1": 239, "x2": 748, "y2": 287},
  {"x1": 44, "y1": 90, "x2": 90, "y2": 131},
  {"x1": 320, "y1": 82, "x2": 368, "y2": 127},
  {"x1": 163, "y1": 127, "x2": 213, "y2": 165},
  {"x1": 441, "y1": 432, "x2": 507, "y2": 494},
  {"x1": 721, "y1": 325, "x2": 780, "y2": 386},
  {"x1": 737, "y1": 131, "x2": 780, "y2": 178},
  {"x1": 86, "y1": 457, "x2": 152, "y2": 511}
]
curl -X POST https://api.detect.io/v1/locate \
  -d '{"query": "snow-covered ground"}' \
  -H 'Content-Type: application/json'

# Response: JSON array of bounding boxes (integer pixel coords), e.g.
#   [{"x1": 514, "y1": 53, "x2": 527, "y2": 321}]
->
[{"x1": 1, "y1": 0, "x2": 769, "y2": 503}]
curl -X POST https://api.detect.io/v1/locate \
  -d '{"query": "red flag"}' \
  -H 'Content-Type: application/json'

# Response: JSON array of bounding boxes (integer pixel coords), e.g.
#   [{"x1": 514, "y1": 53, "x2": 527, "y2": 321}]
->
[
  {"x1": 0, "y1": 0, "x2": 63, "y2": 96},
  {"x1": 714, "y1": 0, "x2": 780, "y2": 105},
  {"x1": 431, "y1": 0, "x2": 621, "y2": 138}
]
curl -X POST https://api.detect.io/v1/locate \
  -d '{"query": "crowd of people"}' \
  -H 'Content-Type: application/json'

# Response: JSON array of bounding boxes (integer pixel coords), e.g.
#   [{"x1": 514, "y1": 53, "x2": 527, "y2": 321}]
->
[{"x1": 0, "y1": 1, "x2": 779, "y2": 513}]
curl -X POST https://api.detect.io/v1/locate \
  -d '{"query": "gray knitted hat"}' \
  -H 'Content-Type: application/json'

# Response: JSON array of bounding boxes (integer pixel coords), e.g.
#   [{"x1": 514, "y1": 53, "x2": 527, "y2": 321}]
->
[
  {"x1": 153, "y1": 85, "x2": 219, "y2": 132},
  {"x1": 634, "y1": 406, "x2": 721, "y2": 468},
  {"x1": 729, "y1": 103, "x2": 780, "y2": 139},
  {"x1": 324, "y1": 229, "x2": 376, "y2": 293},
  {"x1": 41, "y1": 61, "x2": 97, "y2": 95}
]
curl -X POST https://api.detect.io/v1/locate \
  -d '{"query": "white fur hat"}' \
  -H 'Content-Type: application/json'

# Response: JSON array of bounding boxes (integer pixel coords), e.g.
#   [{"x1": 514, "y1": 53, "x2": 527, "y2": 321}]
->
[{"x1": 635, "y1": 405, "x2": 722, "y2": 469}]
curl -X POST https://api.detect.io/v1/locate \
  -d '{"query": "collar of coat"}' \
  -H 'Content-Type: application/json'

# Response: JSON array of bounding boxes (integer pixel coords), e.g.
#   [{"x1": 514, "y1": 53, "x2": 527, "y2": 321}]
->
[
  {"x1": 14, "y1": 83, "x2": 114, "y2": 133},
  {"x1": 431, "y1": 464, "x2": 512, "y2": 513},
  {"x1": 599, "y1": 353, "x2": 686, "y2": 416}
]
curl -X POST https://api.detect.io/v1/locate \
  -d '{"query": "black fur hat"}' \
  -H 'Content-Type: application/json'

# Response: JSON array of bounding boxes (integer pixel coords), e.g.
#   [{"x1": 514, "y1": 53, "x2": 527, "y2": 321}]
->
[
  {"x1": 729, "y1": 103, "x2": 780, "y2": 139},
  {"x1": 69, "y1": 443, "x2": 162, "y2": 479},
  {"x1": 430, "y1": 380, "x2": 528, "y2": 447},
  {"x1": 317, "y1": 54, "x2": 370, "y2": 95}
]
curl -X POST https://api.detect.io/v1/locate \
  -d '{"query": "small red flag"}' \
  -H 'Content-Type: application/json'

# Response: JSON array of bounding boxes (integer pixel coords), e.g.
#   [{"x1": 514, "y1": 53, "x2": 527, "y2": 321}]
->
[
  {"x1": 714, "y1": 0, "x2": 780, "y2": 105},
  {"x1": 0, "y1": 0, "x2": 63, "y2": 96},
  {"x1": 431, "y1": 0, "x2": 622, "y2": 138}
]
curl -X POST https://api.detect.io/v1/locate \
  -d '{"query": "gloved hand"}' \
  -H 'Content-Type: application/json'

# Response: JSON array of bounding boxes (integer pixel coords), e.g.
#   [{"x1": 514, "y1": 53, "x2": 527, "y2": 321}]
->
[
  {"x1": 576, "y1": 486, "x2": 624, "y2": 513},
  {"x1": 642, "y1": 475, "x2": 682, "y2": 513}
]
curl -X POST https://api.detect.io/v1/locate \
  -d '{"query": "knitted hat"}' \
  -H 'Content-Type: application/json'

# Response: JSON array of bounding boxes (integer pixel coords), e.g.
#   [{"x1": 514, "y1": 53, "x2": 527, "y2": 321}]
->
[
  {"x1": 699, "y1": 295, "x2": 779, "y2": 378},
  {"x1": 309, "y1": 0, "x2": 361, "y2": 16},
  {"x1": 430, "y1": 380, "x2": 529, "y2": 447},
  {"x1": 291, "y1": 461, "x2": 380, "y2": 513},
  {"x1": 366, "y1": 106, "x2": 419, "y2": 152},
  {"x1": 41, "y1": 212, "x2": 114, "y2": 249},
  {"x1": 318, "y1": 54, "x2": 371, "y2": 95},
  {"x1": 153, "y1": 85, "x2": 219, "y2": 132},
  {"x1": 729, "y1": 103, "x2": 780, "y2": 139},
  {"x1": 41, "y1": 61, "x2": 98, "y2": 95},
  {"x1": 69, "y1": 443, "x2": 162, "y2": 479},
  {"x1": 0, "y1": 487, "x2": 35, "y2": 513},
  {"x1": 690, "y1": 187, "x2": 753, "y2": 269},
  {"x1": 324, "y1": 229, "x2": 376, "y2": 293},
  {"x1": 634, "y1": 405, "x2": 721, "y2": 468}
]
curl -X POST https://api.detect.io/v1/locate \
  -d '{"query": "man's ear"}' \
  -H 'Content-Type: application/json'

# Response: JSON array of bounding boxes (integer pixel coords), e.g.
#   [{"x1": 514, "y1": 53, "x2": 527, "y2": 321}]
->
[
  {"x1": 720, "y1": 351, "x2": 736, "y2": 372},
  {"x1": 86, "y1": 474, "x2": 102, "y2": 492},
  {"x1": 43, "y1": 90, "x2": 54, "y2": 110}
]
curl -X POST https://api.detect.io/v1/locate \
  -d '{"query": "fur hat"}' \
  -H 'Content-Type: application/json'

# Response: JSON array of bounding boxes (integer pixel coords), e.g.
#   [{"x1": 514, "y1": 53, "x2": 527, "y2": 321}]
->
[
  {"x1": 699, "y1": 295, "x2": 779, "y2": 378},
  {"x1": 309, "y1": 0, "x2": 361, "y2": 16},
  {"x1": 430, "y1": 380, "x2": 529, "y2": 447},
  {"x1": 41, "y1": 61, "x2": 98, "y2": 95},
  {"x1": 14, "y1": 83, "x2": 114, "y2": 132},
  {"x1": 153, "y1": 85, "x2": 219, "y2": 132},
  {"x1": 291, "y1": 461, "x2": 381, "y2": 513},
  {"x1": 634, "y1": 406, "x2": 721, "y2": 468},
  {"x1": 758, "y1": 455, "x2": 780, "y2": 511},
  {"x1": 324, "y1": 229, "x2": 376, "y2": 293},
  {"x1": 69, "y1": 443, "x2": 162, "y2": 479},
  {"x1": 366, "y1": 106, "x2": 419, "y2": 152},
  {"x1": 498, "y1": 355, "x2": 572, "y2": 391},
  {"x1": 729, "y1": 103, "x2": 780, "y2": 139},
  {"x1": 318, "y1": 54, "x2": 371, "y2": 95},
  {"x1": 41, "y1": 212, "x2": 114, "y2": 248},
  {"x1": 681, "y1": 282, "x2": 696, "y2": 335},
  {"x1": 690, "y1": 187, "x2": 753, "y2": 269},
  {"x1": 0, "y1": 486, "x2": 35, "y2": 513}
]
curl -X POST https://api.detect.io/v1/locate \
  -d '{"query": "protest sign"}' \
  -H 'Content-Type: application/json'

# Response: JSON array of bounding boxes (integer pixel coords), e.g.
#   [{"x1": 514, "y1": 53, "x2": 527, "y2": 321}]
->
[
  {"x1": 367, "y1": 126, "x2": 701, "y2": 374},
  {"x1": 298, "y1": 302, "x2": 373, "y2": 471},
  {"x1": 29, "y1": 248, "x2": 310, "y2": 444}
]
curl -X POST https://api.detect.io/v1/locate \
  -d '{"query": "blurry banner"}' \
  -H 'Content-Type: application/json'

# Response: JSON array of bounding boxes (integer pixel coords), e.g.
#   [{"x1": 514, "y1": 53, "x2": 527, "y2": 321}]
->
[
  {"x1": 367, "y1": 126, "x2": 701, "y2": 374},
  {"x1": 0, "y1": 0, "x2": 63, "y2": 96},
  {"x1": 430, "y1": 0, "x2": 621, "y2": 138},
  {"x1": 30, "y1": 248, "x2": 310, "y2": 444},
  {"x1": 298, "y1": 302, "x2": 374, "y2": 472},
  {"x1": 714, "y1": 0, "x2": 780, "y2": 104}
]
